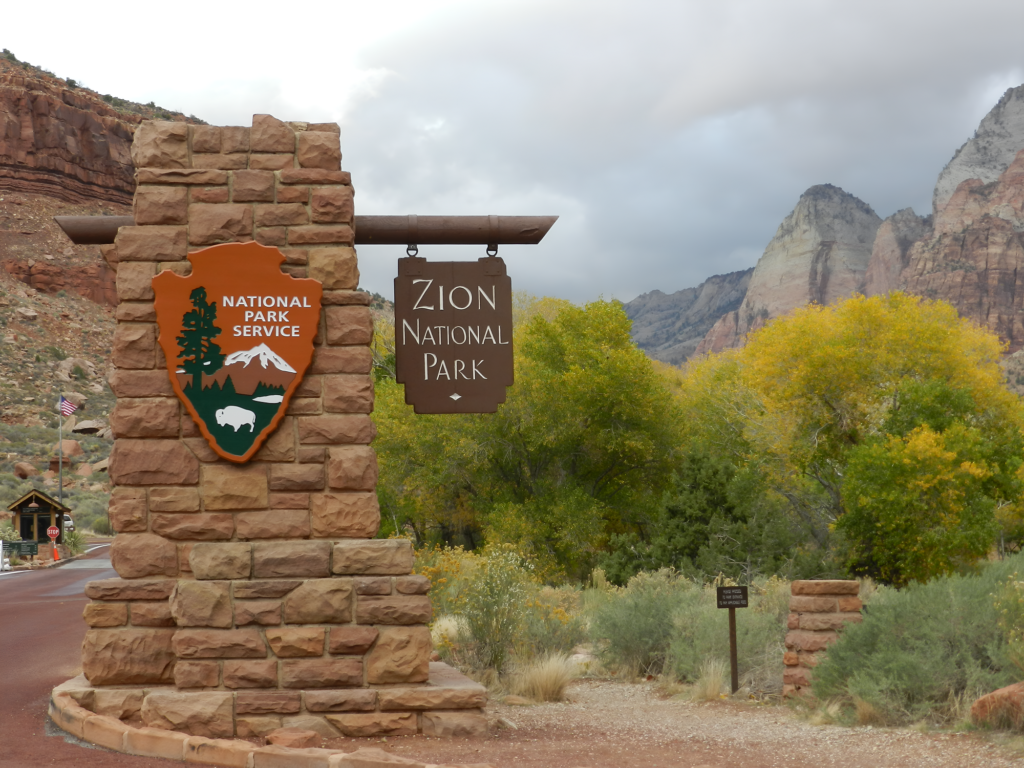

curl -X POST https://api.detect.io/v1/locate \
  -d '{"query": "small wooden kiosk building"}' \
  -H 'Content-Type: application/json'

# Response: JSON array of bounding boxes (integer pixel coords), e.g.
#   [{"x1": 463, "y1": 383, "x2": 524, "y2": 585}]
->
[{"x1": 8, "y1": 490, "x2": 68, "y2": 545}]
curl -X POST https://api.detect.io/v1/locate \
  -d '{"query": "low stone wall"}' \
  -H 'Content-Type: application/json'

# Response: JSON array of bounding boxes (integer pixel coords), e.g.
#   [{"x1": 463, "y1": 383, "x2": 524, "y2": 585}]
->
[
  {"x1": 51, "y1": 665, "x2": 492, "y2": 767},
  {"x1": 783, "y1": 579, "x2": 862, "y2": 697}
]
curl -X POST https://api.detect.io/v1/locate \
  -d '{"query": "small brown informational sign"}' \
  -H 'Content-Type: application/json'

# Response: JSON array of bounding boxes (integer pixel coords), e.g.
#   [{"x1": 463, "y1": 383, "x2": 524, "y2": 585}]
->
[
  {"x1": 153, "y1": 242, "x2": 322, "y2": 463},
  {"x1": 717, "y1": 585, "x2": 748, "y2": 693},
  {"x1": 716, "y1": 586, "x2": 749, "y2": 608},
  {"x1": 394, "y1": 256, "x2": 514, "y2": 413}
]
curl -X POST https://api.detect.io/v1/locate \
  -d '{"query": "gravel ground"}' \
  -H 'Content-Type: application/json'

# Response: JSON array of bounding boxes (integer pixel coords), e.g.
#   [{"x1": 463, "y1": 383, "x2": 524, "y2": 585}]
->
[{"x1": 357, "y1": 679, "x2": 1024, "y2": 768}]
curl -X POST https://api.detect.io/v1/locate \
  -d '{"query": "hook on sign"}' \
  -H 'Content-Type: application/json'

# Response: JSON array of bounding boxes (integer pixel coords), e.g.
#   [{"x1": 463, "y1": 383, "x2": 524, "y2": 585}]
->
[
  {"x1": 406, "y1": 214, "x2": 419, "y2": 257},
  {"x1": 487, "y1": 215, "x2": 499, "y2": 257}
]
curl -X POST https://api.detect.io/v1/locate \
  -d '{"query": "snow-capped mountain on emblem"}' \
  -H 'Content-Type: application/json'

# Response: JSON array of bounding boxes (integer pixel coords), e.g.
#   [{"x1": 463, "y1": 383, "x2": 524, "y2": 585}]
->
[
  {"x1": 224, "y1": 344, "x2": 297, "y2": 373},
  {"x1": 176, "y1": 343, "x2": 299, "y2": 396},
  {"x1": 153, "y1": 242, "x2": 323, "y2": 463}
]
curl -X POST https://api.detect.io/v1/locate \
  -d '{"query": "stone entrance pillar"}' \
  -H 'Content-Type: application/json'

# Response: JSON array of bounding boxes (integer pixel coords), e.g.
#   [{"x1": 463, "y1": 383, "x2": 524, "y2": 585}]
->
[{"x1": 67, "y1": 115, "x2": 486, "y2": 741}]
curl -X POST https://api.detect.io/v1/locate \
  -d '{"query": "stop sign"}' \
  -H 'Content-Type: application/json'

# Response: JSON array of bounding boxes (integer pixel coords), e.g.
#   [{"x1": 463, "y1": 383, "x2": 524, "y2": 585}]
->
[{"x1": 47, "y1": 526, "x2": 60, "y2": 540}]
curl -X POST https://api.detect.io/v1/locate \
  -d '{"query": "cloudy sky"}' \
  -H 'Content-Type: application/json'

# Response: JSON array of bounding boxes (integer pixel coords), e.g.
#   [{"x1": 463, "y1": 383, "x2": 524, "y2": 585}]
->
[{"x1": 7, "y1": 0, "x2": 1024, "y2": 302}]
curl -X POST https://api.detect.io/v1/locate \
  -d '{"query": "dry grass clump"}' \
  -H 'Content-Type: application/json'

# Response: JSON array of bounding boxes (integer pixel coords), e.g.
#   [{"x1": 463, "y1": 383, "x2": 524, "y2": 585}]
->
[
  {"x1": 689, "y1": 658, "x2": 727, "y2": 702},
  {"x1": 853, "y1": 696, "x2": 885, "y2": 726},
  {"x1": 510, "y1": 653, "x2": 578, "y2": 702},
  {"x1": 806, "y1": 699, "x2": 844, "y2": 726},
  {"x1": 431, "y1": 614, "x2": 468, "y2": 647}
]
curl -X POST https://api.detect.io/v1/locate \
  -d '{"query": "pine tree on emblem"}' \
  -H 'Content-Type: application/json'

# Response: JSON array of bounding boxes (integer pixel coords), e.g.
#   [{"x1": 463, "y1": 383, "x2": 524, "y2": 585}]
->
[{"x1": 177, "y1": 287, "x2": 225, "y2": 382}]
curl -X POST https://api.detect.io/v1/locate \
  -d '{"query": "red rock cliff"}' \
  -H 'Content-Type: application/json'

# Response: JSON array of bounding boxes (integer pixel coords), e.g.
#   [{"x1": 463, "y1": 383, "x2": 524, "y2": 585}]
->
[
  {"x1": 0, "y1": 71, "x2": 139, "y2": 205},
  {"x1": 890, "y1": 150, "x2": 1024, "y2": 353}
]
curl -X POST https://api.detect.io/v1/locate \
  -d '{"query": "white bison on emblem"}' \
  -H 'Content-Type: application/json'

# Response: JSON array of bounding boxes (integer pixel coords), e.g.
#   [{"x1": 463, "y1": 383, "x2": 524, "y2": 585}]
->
[{"x1": 215, "y1": 406, "x2": 256, "y2": 432}]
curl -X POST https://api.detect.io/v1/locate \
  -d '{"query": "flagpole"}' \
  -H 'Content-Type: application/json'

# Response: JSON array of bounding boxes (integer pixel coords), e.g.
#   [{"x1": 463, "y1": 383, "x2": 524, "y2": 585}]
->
[{"x1": 58, "y1": 397, "x2": 63, "y2": 506}]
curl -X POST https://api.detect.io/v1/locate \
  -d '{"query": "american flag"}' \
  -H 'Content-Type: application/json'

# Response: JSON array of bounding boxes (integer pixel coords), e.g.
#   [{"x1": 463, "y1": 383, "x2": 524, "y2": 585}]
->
[{"x1": 59, "y1": 397, "x2": 77, "y2": 417}]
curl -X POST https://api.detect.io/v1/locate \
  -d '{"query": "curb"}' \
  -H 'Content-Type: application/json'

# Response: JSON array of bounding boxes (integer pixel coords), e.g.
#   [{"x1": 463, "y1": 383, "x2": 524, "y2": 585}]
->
[
  {"x1": 5, "y1": 540, "x2": 109, "y2": 571},
  {"x1": 49, "y1": 686, "x2": 496, "y2": 768},
  {"x1": 8, "y1": 551, "x2": 87, "y2": 571}
]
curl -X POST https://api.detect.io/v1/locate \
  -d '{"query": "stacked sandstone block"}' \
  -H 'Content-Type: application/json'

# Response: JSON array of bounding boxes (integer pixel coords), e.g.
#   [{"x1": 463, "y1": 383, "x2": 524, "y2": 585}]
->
[
  {"x1": 783, "y1": 579, "x2": 862, "y2": 698},
  {"x1": 74, "y1": 114, "x2": 487, "y2": 739}
]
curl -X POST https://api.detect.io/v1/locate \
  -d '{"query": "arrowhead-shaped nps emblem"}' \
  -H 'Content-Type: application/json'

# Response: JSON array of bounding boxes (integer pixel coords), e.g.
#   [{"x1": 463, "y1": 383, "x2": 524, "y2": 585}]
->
[{"x1": 153, "y1": 242, "x2": 322, "y2": 463}]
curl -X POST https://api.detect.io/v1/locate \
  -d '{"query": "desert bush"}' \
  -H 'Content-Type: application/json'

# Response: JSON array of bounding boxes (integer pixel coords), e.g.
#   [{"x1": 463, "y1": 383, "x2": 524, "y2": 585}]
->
[
  {"x1": 90, "y1": 516, "x2": 112, "y2": 535},
  {"x1": 516, "y1": 585, "x2": 587, "y2": 660},
  {"x1": 995, "y1": 570, "x2": 1024, "y2": 680},
  {"x1": 418, "y1": 545, "x2": 536, "y2": 673},
  {"x1": 69, "y1": 495, "x2": 109, "y2": 532},
  {"x1": 511, "y1": 653, "x2": 578, "y2": 701},
  {"x1": 588, "y1": 569, "x2": 682, "y2": 676},
  {"x1": 461, "y1": 547, "x2": 533, "y2": 672},
  {"x1": 417, "y1": 545, "x2": 475, "y2": 618},
  {"x1": 0, "y1": 522, "x2": 19, "y2": 542},
  {"x1": 813, "y1": 555, "x2": 1022, "y2": 725}
]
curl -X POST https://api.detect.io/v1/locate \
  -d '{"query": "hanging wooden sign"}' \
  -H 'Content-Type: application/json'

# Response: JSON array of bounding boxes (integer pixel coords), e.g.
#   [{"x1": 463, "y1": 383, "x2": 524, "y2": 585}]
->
[
  {"x1": 153, "y1": 242, "x2": 322, "y2": 462},
  {"x1": 394, "y1": 256, "x2": 513, "y2": 413}
]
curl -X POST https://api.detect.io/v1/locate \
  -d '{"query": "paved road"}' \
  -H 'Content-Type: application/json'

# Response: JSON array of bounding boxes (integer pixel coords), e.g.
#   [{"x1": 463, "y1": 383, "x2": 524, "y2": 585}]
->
[{"x1": 0, "y1": 546, "x2": 179, "y2": 767}]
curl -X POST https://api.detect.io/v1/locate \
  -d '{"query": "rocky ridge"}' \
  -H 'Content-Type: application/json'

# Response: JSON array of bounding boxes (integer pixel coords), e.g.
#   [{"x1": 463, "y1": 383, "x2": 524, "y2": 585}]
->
[
  {"x1": 694, "y1": 185, "x2": 881, "y2": 356},
  {"x1": 0, "y1": 52, "x2": 201, "y2": 206},
  {"x1": 635, "y1": 85, "x2": 1024, "y2": 370},
  {"x1": 883, "y1": 149, "x2": 1024, "y2": 354},
  {"x1": 623, "y1": 268, "x2": 752, "y2": 365},
  {"x1": 0, "y1": 62, "x2": 135, "y2": 205},
  {"x1": 933, "y1": 84, "x2": 1024, "y2": 213}
]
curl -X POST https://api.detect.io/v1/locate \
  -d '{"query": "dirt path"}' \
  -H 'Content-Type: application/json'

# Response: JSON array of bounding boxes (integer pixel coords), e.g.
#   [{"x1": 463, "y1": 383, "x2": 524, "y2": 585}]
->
[{"x1": 353, "y1": 680, "x2": 1024, "y2": 768}]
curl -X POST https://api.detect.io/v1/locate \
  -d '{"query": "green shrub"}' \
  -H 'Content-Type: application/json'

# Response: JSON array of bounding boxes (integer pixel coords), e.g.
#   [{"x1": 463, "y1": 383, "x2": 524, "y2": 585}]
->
[
  {"x1": 417, "y1": 544, "x2": 537, "y2": 674},
  {"x1": 813, "y1": 556, "x2": 1022, "y2": 725},
  {"x1": 460, "y1": 546, "x2": 532, "y2": 672},
  {"x1": 90, "y1": 516, "x2": 112, "y2": 536},
  {"x1": 996, "y1": 570, "x2": 1024, "y2": 675},
  {"x1": 588, "y1": 569, "x2": 682, "y2": 676},
  {"x1": 516, "y1": 585, "x2": 587, "y2": 660},
  {"x1": 416, "y1": 544, "x2": 474, "y2": 618},
  {"x1": 71, "y1": 496, "x2": 109, "y2": 533}
]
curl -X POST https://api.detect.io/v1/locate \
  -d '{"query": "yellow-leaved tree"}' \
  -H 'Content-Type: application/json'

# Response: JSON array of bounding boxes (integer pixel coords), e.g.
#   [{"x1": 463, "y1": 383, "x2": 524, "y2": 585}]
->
[
  {"x1": 373, "y1": 297, "x2": 683, "y2": 581},
  {"x1": 677, "y1": 293, "x2": 1024, "y2": 585}
]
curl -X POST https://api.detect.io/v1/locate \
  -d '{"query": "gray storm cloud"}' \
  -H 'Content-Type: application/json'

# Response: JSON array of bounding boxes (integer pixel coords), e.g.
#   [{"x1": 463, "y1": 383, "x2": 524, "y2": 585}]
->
[
  {"x1": 340, "y1": 0, "x2": 1024, "y2": 302},
  {"x1": 9, "y1": 0, "x2": 1024, "y2": 303}
]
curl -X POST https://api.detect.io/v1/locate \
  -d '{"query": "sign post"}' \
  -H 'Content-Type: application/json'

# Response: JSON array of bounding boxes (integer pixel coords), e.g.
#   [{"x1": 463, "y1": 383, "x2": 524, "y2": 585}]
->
[
  {"x1": 716, "y1": 585, "x2": 749, "y2": 694},
  {"x1": 47, "y1": 525, "x2": 60, "y2": 561}
]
